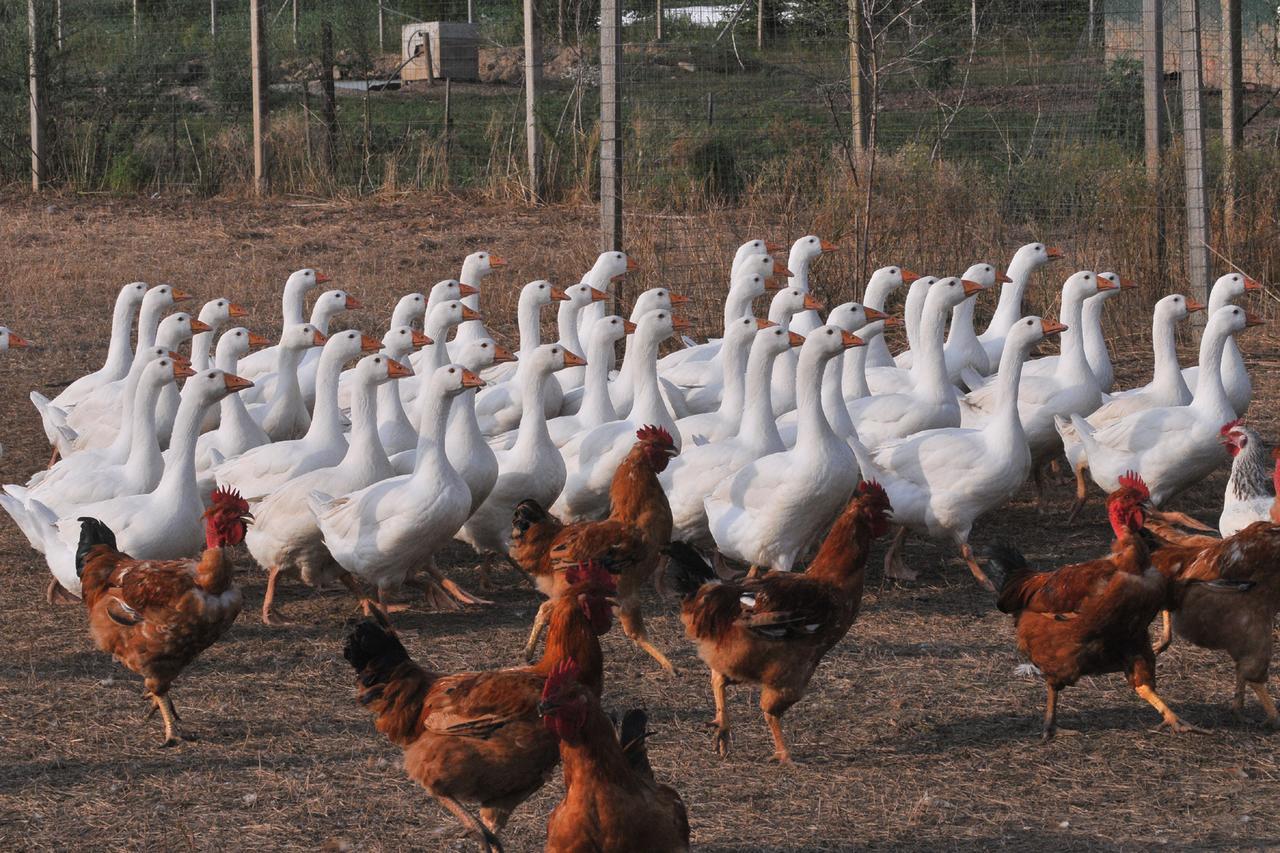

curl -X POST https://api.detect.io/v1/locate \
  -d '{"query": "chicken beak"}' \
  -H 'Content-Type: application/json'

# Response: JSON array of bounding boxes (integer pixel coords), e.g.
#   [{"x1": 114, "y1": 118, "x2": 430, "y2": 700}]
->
[
  {"x1": 228, "y1": 302, "x2": 249, "y2": 318},
  {"x1": 386, "y1": 358, "x2": 414, "y2": 379},
  {"x1": 1118, "y1": 277, "x2": 1138, "y2": 290},
  {"x1": 1095, "y1": 277, "x2": 1118, "y2": 292},
  {"x1": 360, "y1": 334, "x2": 382, "y2": 353},
  {"x1": 169, "y1": 351, "x2": 190, "y2": 366}
]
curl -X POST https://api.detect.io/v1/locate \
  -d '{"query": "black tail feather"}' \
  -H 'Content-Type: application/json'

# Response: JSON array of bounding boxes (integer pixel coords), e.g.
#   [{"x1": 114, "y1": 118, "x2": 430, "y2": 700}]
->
[
  {"x1": 986, "y1": 542, "x2": 1041, "y2": 614},
  {"x1": 512, "y1": 498, "x2": 552, "y2": 535},
  {"x1": 343, "y1": 617, "x2": 410, "y2": 681},
  {"x1": 75, "y1": 517, "x2": 118, "y2": 579},
  {"x1": 662, "y1": 541, "x2": 717, "y2": 600},
  {"x1": 618, "y1": 708, "x2": 654, "y2": 780}
]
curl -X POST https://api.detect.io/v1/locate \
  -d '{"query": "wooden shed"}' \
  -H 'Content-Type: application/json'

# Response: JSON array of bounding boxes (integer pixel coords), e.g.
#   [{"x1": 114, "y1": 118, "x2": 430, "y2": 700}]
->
[{"x1": 402, "y1": 22, "x2": 480, "y2": 82}]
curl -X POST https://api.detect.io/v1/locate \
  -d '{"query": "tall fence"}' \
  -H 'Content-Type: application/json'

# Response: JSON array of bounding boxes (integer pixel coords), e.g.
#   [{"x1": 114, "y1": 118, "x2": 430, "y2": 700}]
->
[{"x1": 5, "y1": 1, "x2": 1279, "y2": 336}]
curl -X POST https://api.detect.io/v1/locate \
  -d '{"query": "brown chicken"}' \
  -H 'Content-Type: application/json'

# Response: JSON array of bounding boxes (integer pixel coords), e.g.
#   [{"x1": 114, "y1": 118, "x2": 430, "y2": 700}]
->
[
  {"x1": 342, "y1": 562, "x2": 616, "y2": 853},
  {"x1": 510, "y1": 424, "x2": 678, "y2": 672},
  {"x1": 540, "y1": 660, "x2": 690, "y2": 853},
  {"x1": 665, "y1": 481, "x2": 892, "y2": 762},
  {"x1": 1143, "y1": 450, "x2": 1280, "y2": 727},
  {"x1": 76, "y1": 487, "x2": 252, "y2": 746},
  {"x1": 992, "y1": 473, "x2": 1205, "y2": 740}
]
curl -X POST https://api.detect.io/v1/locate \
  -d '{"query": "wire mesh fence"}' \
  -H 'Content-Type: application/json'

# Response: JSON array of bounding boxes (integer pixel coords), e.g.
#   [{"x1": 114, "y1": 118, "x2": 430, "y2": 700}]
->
[{"x1": 3, "y1": 1, "x2": 1279, "y2": 339}]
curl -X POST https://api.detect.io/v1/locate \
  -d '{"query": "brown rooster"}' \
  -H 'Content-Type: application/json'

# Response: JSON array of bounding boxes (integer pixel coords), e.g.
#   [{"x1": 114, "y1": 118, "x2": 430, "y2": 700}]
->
[
  {"x1": 665, "y1": 481, "x2": 892, "y2": 763},
  {"x1": 342, "y1": 562, "x2": 616, "y2": 852},
  {"x1": 540, "y1": 660, "x2": 690, "y2": 853},
  {"x1": 1143, "y1": 449, "x2": 1280, "y2": 727},
  {"x1": 992, "y1": 473, "x2": 1205, "y2": 740},
  {"x1": 76, "y1": 487, "x2": 252, "y2": 746},
  {"x1": 510, "y1": 424, "x2": 678, "y2": 672}
]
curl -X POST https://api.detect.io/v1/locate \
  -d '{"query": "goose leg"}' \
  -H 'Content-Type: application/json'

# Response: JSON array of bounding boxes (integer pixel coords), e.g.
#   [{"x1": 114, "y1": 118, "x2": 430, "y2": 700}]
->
[
  {"x1": 261, "y1": 565, "x2": 293, "y2": 626},
  {"x1": 1066, "y1": 464, "x2": 1089, "y2": 523},
  {"x1": 958, "y1": 539, "x2": 995, "y2": 592},
  {"x1": 883, "y1": 526, "x2": 916, "y2": 581}
]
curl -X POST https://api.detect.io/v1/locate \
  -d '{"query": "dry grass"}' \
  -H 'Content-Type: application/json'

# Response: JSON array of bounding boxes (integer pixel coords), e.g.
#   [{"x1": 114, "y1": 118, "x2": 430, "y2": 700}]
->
[{"x1": 1, "y1": 195, "x2": 1279, "y2": 851}]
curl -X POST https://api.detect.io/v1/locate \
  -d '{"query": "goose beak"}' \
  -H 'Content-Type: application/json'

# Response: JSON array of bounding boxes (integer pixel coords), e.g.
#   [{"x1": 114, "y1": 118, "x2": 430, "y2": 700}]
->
[
  {"x1": 360, "y1": 334, "x2": 382, "y2": 353},
  {"x1": 588, "y1": 286, "x2": 609, "y2": 302},
  {"x1": 561, "y1": 349, "x2": 587, "y2": 368},
  {"x1": 488, "y1": 255, "x2": 508, "y2": 269},
  {"x1": 171, "y1": 289, "x2": 193, "y2": 302},
  {"x1": 1245, "y1": 312, "x2": 1265, "y2": 328},
  {"x1": 223, "y1": 373, "x2": 254, "y2": 393},
  {"x1": 228, "y1": 302, "x2": 249, "y2": 318},
  {"x1": 174, "y1": 362, "x2": 197, "y2": 379},
  {"x1": 998, "y1": 272, "x2": 1014, "y2": 283},
  {"x1": 345, "y1": 294, "x2": 363, "y2": 310},
  {"x1": 248, "y1": 331, "x2": 271, "y2": 347},
  {"x1": 169, "y1": 351, "x2": 190, "y2": 366},
  {"x1": 626, "y1": 256, "x2": 640, "y2": 272},
  {"x1": 764, "y1": 277, "x2": 787, "y2": 292},
  {"x1": 386, "y1": 358, "x2": 414, "y2": 379},
  {"x1": 882, "y1": 316, "x2": 905, "y2": 328},
  {"x1": 668, "y1": 292, "x2": 690, "y2": 305},
  {"x1": 315, "y1": 273, "x2": 332, "y2": 284},
  {"x1": 961, "y1": 279, "x2": 985, "y2": 297},
  {"x1": 623, "y1": 320, "x2": 638, "y2": 334},
  {"x1": 411, "y1": 330, "x2": 433, "y2": 347},
  {"x1": 1185, "y1": 297, "x2": 1207, "y2": 313},
  {"x1": 461, "y1": 306, "x2": 483, "y2": 321},
  {"x1": 802, "y1": 293, "x2": 825, "y2": 311},
  {"x1": 1095, "y1": 277, "x2": 1118, "y2": 292},
  {"x1": 1244, "y1": 276, "x2": 1262, "y2": 292},
  {"x1": 788, "y1": 331, "x2": 805, "y2": 347},
  {"x1": 820, "y1": 239, "x2": 839, "y2": 252},
  {"x1": 1118, "y1": 277, "x2": 1138, "y2": 290},
  {"x1": 773, "y1": 261, "x2": 794, "y2": 278},
  {"x1": 755, "y1": 318, "x2": 777, "y2": 329},
  {"x1": 841, "y1": 331, "x2": 865, "y2": 349},
  {"x1": 1046, "y1": 246, "x2": 1065, "y2": 259},
  {"x1": 189, "y1": 319, "x2": 212, "y2": 333},
  {"x1": 671, "y1": 315, "x2": 692, "y2": 331},
  {"x1": 461, "y1": 369, "x2": 486, "y2": 388},
  {"x1": 863, "y1": 307, "x2": 889, "y2": 322},
  {"x1": 458, "y1": 283, "x2": 480, "y2": 296},
  {"x1": 550, "y1": 287, "x2": 570, "y2": 302},
  {"x1": 1040, "y1": 318, "x2": 1068, "y2": 336},
  {"x1": 312, "y1": 330, "x2": 328, "y2": 346},
  {"x1": 5, "y1": 333, "x2": 30, "y2": 347},
  {"x1": 900, "y1": 269, "x2": 922, "y2": 284},
  {"x1": 492, "y1": 344, "x2": 517, "y2": 364},
  {"x1": 765, "y1": 240, "x2": 786, "y2": 253}
]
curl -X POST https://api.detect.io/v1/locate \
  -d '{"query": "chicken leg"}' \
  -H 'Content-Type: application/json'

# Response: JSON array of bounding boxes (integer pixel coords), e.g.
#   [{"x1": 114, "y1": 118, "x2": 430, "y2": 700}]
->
[
  {"x1": 435, "y1": 795, "x2": 505, "y2": 853},
  {"x1": 710, "y1": 669, "x2": 732, "y2": 756},
  {"x1": 1066, "y1": 464, "x2": 1090, "y2": 523},
  {"x1": 618, "y1": 600, "x2": 675, "y2": 674},
  {"x1": 150, "y1": 691, "x2": 194, "y2": 748},
  {"x1": 958, "y1": 540, "x2": 995, "y2": 591},
  {"x1": 1135, "y1": 684, "x2": 1208, "y2": 734},
  {"x1": 1250, "y1": 682, "x2": 1280, "y2": 728},
  {"x1": 522, "y1": 599, "x2": 553, "y2": 663}
]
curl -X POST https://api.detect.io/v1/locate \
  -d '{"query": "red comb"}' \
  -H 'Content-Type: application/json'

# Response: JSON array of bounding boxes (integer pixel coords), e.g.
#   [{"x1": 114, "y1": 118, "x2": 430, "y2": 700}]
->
[
  {"x1": 1117, "y1": 470, "x2": 1150, "y2": 500},
  {"x1": 1220, "y1": 419, "x2": 1244, "y2": 436},
  {"x1": 541, "y1": 658, "x2": 581, "y2": 700},
  {"x1": 857, "y1": 480, "x2": 888, "y2": 502},
  {"x1": 635, "y1": 424, "x2": 675, "y2": 447},
  {"x1": 210, "y1": 486, "x2": 250, "y2": 512},
  {"x1": 564, "y1": 560, "x2": 617, "y2": 593}
]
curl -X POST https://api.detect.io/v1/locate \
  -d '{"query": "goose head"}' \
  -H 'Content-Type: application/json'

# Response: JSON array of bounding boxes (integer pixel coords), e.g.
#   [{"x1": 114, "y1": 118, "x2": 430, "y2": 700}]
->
[
  {"x1": 928, "y1": 276, "x2": 986, "y2": 315},
  {"x1": 118, "y1": 281, "x2": 150, "y2": 308},
  {"x1": 215, "y1": 327, "x2": 270, "y2": 363},
  {"x1": 319, "y1": 328, "x2": 382, "y2": 368},
  {"x1": 464, "y1": 251, "x2": 506, "y2": 281},
  {"x1": 590, "y1": 250, "x2": 638, "y2": 284},
  {"x1": 311, "y1": 289, "x2": 361, "y2": 329},
  {"x1": 1211, "y1": 271, "x2": 1263, "y2": 306},
  {"x1": 1061, "y1": 270, "x2": 1112, "y2": 306},
  {"x1": 790, "y1": 234, "x2": 839, "y2": 265},
  {"x1": 527, "y1": 343, "x2": 587, "y2": 376},
  {"x1": 1155, "y1": 293, "x2": 1205, "y2": 325},
  {"x1": 144, "y1": 283, "x2": 191, "y2": 313},
  {"x1": 0, "y1": 327, "x2": 31, "y2": 350},
  {"x1": 1006, "y1": 315, "x2": 1066, "y2": 356},
  {"x1": 828, "y1": 301, "x2": 897, "y2": 335},
  {"x1": 1207, "y1": 303, "x2": 1263, "y2": 340},
  {"x1": 1008, "y1": 243, "x2": 1064, "y2": 278},
  {"x1": 738, "y1": 252, "x2": 792, "y2": 283},
  {"x1": 769, "y1": 287, "x2": 824, "y2": 325},
  {"x1": 427, "y1": 300, "x2": 480, "y2": 338},
  {"x1": 381, "y1": 324, "x2": 432, "y2": 359},
  {"x1": 186, "y1": 367, "x2": 254, "y2": 408},
  {"x1": 752, "y1": 321, "x2": 801, "y2": 359},
  {"x1": 723, "y1": 315, "x2": 768, "y2": 350},
  {"x1": 279, "y1": 323, "x2": 327, "y2": 352},
  {"x1": 156, "y1": 312, "x2": 211, "y2": 349},
  {"x1": 1094, "y1": 272, "x2": 1136, "y2": 304},
  {"x1": 456, "y1": 337, "x2": 516, "y2": 373},
  {"x1": 285, "y1": 268, "x2": 330, "y2": 296},
  {"x1": 521, "y1": 280, "x2": 571, "y2": 312},
  {"x1": 143, "y1": 354, "x2": 196, "y2": 393},
  {"x1": 354, "y1": 352, "x2": 413, "y2": 388},
  {"x1": 590, "y1": 314, "x2": 635, "y2": 349},
  {"x1": 629, "y1": 288, "x2": 686, "y2": 321},
  {"x1": 433, "y1": 363, "x2": 486, "y2": 398},
  {"x1": 428, "y1": 279, "x2": 480, "y2": 312},
  {"x1": 732, "y1": 239, "x2": 786, "y2": 274},
  {"x1": 563, "y1": 281, "x2": 609, "y2": 309},
  {"x1": 633, "y1": 308, "x2": 686, "y2": 347},
  {"x1": 867, "y1": 264, "x2": 921, "y2": 296},
  {"x1": 960, "y1": 263, "x2": 1004, "y2": 292},
  {"x1": 392, "y1": 292, "x2": 428, "y2": 328},
  {"x1": 198, "y1": 297, "x2": 249, "y2": 332},
  {"x1": 800, "y1": 324, "x2": 865, "y2": 365}
]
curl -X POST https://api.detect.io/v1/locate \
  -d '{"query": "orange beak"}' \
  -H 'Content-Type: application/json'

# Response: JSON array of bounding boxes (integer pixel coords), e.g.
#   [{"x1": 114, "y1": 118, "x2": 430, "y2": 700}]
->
[
  {"x1": 561, "y1": 349, "x2": 587, "y2": 368},
  {"x1": 550, "y1": 287, "x2": 570, "y2": 302},
  {"x1": 672, "y1": 315, "x2": 692, "y2": 331},
  {"x1": 228, "y1": 302, "x2": 249, "y2": 318},
  {"x1": 247, "y1": 331, "x2": 271, "y2": 347},
  {"x1": 1046, "y1": 246, "x2": 1065, "y2": 260},
  {"x1": 882, "y1": 316, "x2": 905, "y2": 328},
  {"x1": 998, "y1": 271, "x2": 1014, "y2": 284},
  {"x1": 386, "y1": 358, "x2": 414, "y2": 379},
  {"x1": 961, "y1": 279, "x2": 985, "y2": 297},
  {"x1": 345, "y1": 294, "x2": 363, "y2": 310},
  {"x1": 755, "y1": 318, "x2": 777, "y2": 329},
  {"x1": 841, "y1": 331, "x2": 865, "y2": 349},
  {"x1": 461, "y1": 306, "x2": 483, "y2": 321},
  {"x1": 312, "y1": 330, "x2": 328, "y2": 346},
  {"x1": 5, "y1": 332, "x2": 30, "y2": 347},
  {"x1": 171, "y1": 289, "x2": 193, "y2": 302},
  {"x1": 488, "y1": 255, "x2": 507, "y2": 269},
  {"x1": 1185, "y1": 297, "x2": 1207, "y2": 313},
  {"x1": 626, "y1": 256, "x2": 640, "y2": 272},
  {"x1": 169, "y1": 351, "x2": 190, "y2": 366},
  {"x1": 492, "y1": 344, "x2": 517, "y2": 364},
  {"x1": 1244, "y1": 276, "x2": 1262, "y2": 292},
  {"x1": 458, "y1": 283, "x2": 480, "y2": 297},
  {"x1": 411, "y1": 330, "x2": 433, "y2": 347},
  {"x1": 802, "y1": 293, "x2": 825, "y2": 311},
  {"x1": 189, "y1": 319, "x2": 212, "y2": 333},
  {"x1": 173, "y1": 362, "x2": 197, "y2": 379},
  {"x1": 360, "y1": 334, "x2": 382, "y2": 353},
  {"x1": 1041, "y1": 318, "x2": 1068, "y2": 336},
  {"x1": 1117, "y1": 277, "x2": 1138, "y2": 290},
  {"x1": 1244, "y1": 312, "x2": 1265, "y2": 328},
  {"x1": 900, "y1": 269, "x2": 922, "y2": 284},
  {"x1": 787, "y1": 331, "x2": 805, "y2": 347},
  {"x1": 461, "y1": 368, "x2": 486, "y2": 388},
  {"x1": 773, "y1": 261, "x2": 794, "y2": 278},
  {"x1": 668, "y1": 292, "x2": 690, "y2": 305},
  {"x1": 588, "y1": 286, "x2": 608, "y2": 302},
  {"x1": 623, "y1": 320, "x2": 638, "y2": 334},
  {"x1": 764, "y1": 277, "x2": 787, "y2": 292},
  {"x1": 819, "y1": 239, "x2": 839, "y2": 253},
  {"x1": 315, "y1": 273, "x2": 332, "y2": 284},
  {"x1": 863, "y1": 307, "x2": 889, "y2": 322},
  {"x1": 1095, "y1": 277, "x2": 1118, "y2": 292},
  {"x1": 223, "y1": 372, "x2": 254, "y2": 393},
  {"x1": 765, "y1": 240, "x2": 786, "y2": 254}
]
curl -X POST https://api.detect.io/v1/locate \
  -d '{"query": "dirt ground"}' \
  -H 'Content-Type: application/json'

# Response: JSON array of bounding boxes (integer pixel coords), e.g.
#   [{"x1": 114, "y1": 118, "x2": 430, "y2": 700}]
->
[{"x1": 1, "y1": 195, "x2": 1278, "y2": 851}]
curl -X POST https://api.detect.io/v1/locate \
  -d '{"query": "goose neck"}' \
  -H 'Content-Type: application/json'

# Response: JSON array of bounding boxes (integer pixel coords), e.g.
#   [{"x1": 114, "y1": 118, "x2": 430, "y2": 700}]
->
[
  {"x1": 1150, "y1": 310, "x2": 1186, "y2": 396},
  {"x1": 517, "y1": 295, "x2": 544, "y2": 355},
  {"x1": 157, "y1": 391, "x2": 207, "y2": 500},
  {"x1": 722, "y1": 282, "x2": 758, "y2": 328},
  {"x1": 412, "y1": 387, "x2": 454, "y2": 476},
  {"x1": 556, "y1": 302, "x2": 584, "y2": 355},
  {"x1": 191, "y1": 331, "x2": 215, "y2": 372},
  {"x1": 1192, "y1": 323, "x2": 1233, "y2": 413},
  {"x1": 628, "y1": 332, "x2": 665, "y2": 420},
  {"x1": 135, "y1": 301, "x2": 165, "y2": 353},
  {"x1": 305, "y1": 350, "x2": 347, "y2": 441},
  {"x1": 715, "y1": 333, "x2": 753, "y2": 422},
  {"x1": 1055, "y1": 288, "x2": 1093, "y2": 380},
  {"x1": 989, "y1": 257, "x2": 1035, "y2": 332},
  {"x1": 909, "y1": 298, "x2": 952, "y2": 396},
  {"x1": 283, "y1": 282, "x2": 309, "y2": 326},
  {"x1": 990, "y1": 340, "x2": 1030, "y2": 441},
  {"x1": 104, "y1": 293, "x2": 138, "y2": 372},
  {"x1": 511, "y1": 366, "x2": 553, "y2": 454},
  {"x1": 947, "y1": 297, "x2": 978, "y2": 345},
  {"x1": 581, "y1": 335, "x2": 619, "y2": 425},
  {"x1": 740, "y1": 344, "x2": 783, "y2": 449},
  {"x1": 125, "y1": 376, "x2": 165, "y2": 466},
  {"x1": 841, "y1": 341, "x2": 871, "y2": 399},
  {"x1": 795, "y1": 347, "x2": 839, "y2": 450},
  {"x1": 345, "y1": 378, "x2": 386, "y2": 468}
]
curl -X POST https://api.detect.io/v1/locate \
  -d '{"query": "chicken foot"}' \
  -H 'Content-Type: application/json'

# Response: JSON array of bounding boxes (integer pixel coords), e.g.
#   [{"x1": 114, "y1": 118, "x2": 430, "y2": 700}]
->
[
  {"x1": 1136, "y1": 684, "x2": 1208, "y2": 734},
  {"x1": 150, "y1": 692, "x2": 195, "y2": 748},
  {"x1": 709, "y1": 670, "x2": 732, "y2": 757},
  {"x1": 619, "y1": 601, "x2": 676, "y2": 674},
  {"x1": 435, "y1": 795, "x2": 505, "y2": 853}
]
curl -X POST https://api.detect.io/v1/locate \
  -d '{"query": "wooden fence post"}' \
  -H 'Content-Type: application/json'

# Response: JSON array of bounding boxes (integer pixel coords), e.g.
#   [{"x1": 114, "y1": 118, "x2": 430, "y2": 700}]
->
[
  {"x1": 250, "y1": 0, "x2": 270, "y2": 195},
  {"x1": 1143, "y1": 0, "x2": 1165, "y2": 278},
  {"x1": 656, "y1": 0, "x2": 663, "y2": 41},
  {"x1": 848, "y1": 0, "x2": 869, "y2": 155},
  {"x1": 210, "y1": 0, "x2": 217, "y2": 37},
  {"x1": 292, "y1": 0, "x2": 299, "y2": 48},
  {"x1": 1178, "y1": 0, "x2": 1210, "y2": 326},
  {"x1": 524, "y1": 0, "x2": 542, "y2": 203},
  {"x1": 321, "y1": 21, "x2": 337, "y2": 170},
  {"x1": 1220, "y1": 0, "x2": 1242, "y2": 243},
  {"x1": 600, "y1": 0, "x2": 623, "y2": 256},
  {"x1": 28, "y1": 0, "x2": 44, "y2": 192}
]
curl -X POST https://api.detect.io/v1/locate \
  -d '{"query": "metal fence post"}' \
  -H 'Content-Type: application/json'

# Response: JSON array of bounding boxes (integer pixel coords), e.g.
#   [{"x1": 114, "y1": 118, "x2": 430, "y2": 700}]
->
[
  {"x1": 292, "y1": 0, "x2": 299, "y2": 48},
  {"x1": 656, "y1": 0, "x2": 663, "y2": 41},
  {"x1": 600, "y1": 0, "x2": 623, "y2": 254},
  {"x1": 250, "y1": 0, "x2": 270, "y2": 195},
  {"x1": 210, "y1": 0, "x2": 217, "y2": 37},
  {"x1": 378, "y1": 0, "x2": 384, "y2": 53},
  {"x1": 1143, "y1": 0, "x2": 1165, "y2": 277},
  {"x1": 524, "y1": 0, "x2": 542, "y2": 203},
  {"x1": 28, "y1": 0, "x2": 44, "y2": 192},
  {"x1": 1178, "y1": 0, "x2": 1210, "y2": 325},
  {"x1": 1220, "y1": 0, "x2": 1242, "y2": 242}
]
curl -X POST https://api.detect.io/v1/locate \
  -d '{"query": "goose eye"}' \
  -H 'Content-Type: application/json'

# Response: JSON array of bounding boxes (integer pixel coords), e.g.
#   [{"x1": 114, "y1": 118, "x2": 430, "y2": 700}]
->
[
  {"x1": 160, "y1": 360, "x2": 169, "y2": 367},
  {"x1": 1084, "y1": 274, "x2": 1092, "y2": 280},
  {"x1": 449, "y1": 368, "x2": 456, "y2": 373},
  {"x1": 207, "y1": 372, "x2": 216, "y2": 379},
  {"x1": 374, "y1": 357, "x2": 381, "y2": 363},
  {"x1": 1026, "y1": 320, "x2": 1033, "y2": 325},
  {"x1": 481, "y1": 343, "x2": 489, "y2": 348}
]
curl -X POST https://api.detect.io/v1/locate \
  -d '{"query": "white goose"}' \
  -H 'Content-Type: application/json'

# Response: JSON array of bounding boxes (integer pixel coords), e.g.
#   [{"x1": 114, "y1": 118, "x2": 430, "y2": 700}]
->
[
  {"x1": 247, "y1": 352, "x2": 409, "y2": 624},
  {"x1": 335, "y1": 292, "x2": 430, "y2": 410},
  {"x1": 1019, "y1": 271, "x2": 1133, "y2": 391},
  {"x1": 451, "y1": 251, "x2": 508, "y2": 346},
  {"x1": 236, "y1": 268, "x2": 329, "y2": 379},
  {"x1": 760, "y1": 287, "x2": 822, "y2": 417},
  {"x1": 244, "y1": 289, "x2": 360, "y2": 407},
  {"x1": 704, "y1": 325, "x2": 862, "y2": 571},
  {"x1": 405, "y1": 300, "x2": 481, "y2": 395},
  {"x1": 544, "y1": 315, "x2": 633, "y2": 449},
  {"x1": 1182, "y1": 272, "x2": 1260, "y2": 415},
  {"x1": 473, "y1": 282, "x2": 572, "y2": 433},
  {"x1": 45, "y1": 282, "x2": 148, "y2": 410},
  {"x1": 1055, "y1": 292, "x2": 1203, "y2": 517},
  {"x1": 245, "y1": 324, "x2": 326, "y2": 441},
  {"x1": 477, "y1": 279, "x2": 569, "y2": 387},
  {"x1": 662, "y1": 322, "x2": 797, "y2": 546},
  {"x1": 575, "y1": 250, "x2": 638, "y2": 345},
  {"x1": 673, "y1": 317, "x2": 776, "y2": 447},
  {"x1": 446, "y1": 338, "x2": 516, "y2": 515},
  {"x1": 426, "y1": 278, "x2": 478, "y2": 313},
  {"x1": 943, "y1": 264, "x2": 1007, "y2": 380},
  {"x1": 191, "y1": 297, "x2": 249, "y2": 371},
  {"x1": 1069, "y1": 304, "x2": 1260, "y2": 506},
  {"x1": 310, "y1": 364, "x2": 481, "y2": 610},
  {"x1": 975, "y1": 242, "x2": 1063, "y2": 371},
  {"x1": 591, "y1": 287, "x2": 681, "y2": 419},
  {"x1": 853, "y1": 316, "x2": 1065, "y2": 589},
  {"x1": 549, "y1": 281, "x2": 608, "y2": 395},
  {"x1": 782, "y1": 234, "x2": 839, "y2": 336},
  {"x1": 22, "y1": 369, "x2": 252, "y2": 599},
  {"x1": 213, "y1": 330, "x2": 380, "y2": 500},
  {"x1": 460, "y1": 344, "x2": 583, "y2": 555},
  {"x1": 861, "y1": 265, "x2": 920, "y2": 369},
  {"x1": 196, "y1": 328, "x2": 273, "y2": 471},
  {"x1": 555, "y1": 310, "x2": 684, "y2": 521},
  {"x1": 867, "y1": 275, "x2": 937, "y2": 394},
  {"x1": 374, "y1": 325, "x2": 432, "y2": 456}
]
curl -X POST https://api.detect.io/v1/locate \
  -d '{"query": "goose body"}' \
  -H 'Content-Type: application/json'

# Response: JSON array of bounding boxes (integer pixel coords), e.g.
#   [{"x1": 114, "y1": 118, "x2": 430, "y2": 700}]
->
[{"x1": 1181, "y1": 272, "x2": 1259, "y2": 414}]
